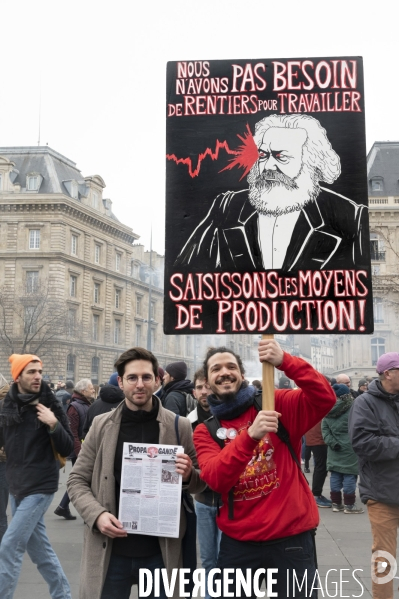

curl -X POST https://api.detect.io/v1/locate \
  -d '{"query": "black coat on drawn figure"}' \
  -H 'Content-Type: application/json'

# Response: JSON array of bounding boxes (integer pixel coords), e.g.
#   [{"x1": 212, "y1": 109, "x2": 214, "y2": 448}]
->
[{"x1": 174, "y1": 187, "x2": 368, "y2": 272}]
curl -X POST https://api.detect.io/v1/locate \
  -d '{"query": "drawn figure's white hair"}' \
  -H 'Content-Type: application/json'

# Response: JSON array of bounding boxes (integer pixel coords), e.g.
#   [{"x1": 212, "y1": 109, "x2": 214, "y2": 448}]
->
[{"x1": 253, "y1": 114, "x2": 341, "y2": 184}]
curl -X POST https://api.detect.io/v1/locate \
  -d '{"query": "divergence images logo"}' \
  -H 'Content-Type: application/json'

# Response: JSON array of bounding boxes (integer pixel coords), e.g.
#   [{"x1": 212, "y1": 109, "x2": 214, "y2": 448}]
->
[
  {"x1": 371, "y1": 550, "x2": 398, "y2": 585},
  {"x1": 147, "y1": 447, "x2": 159, "y2": 459}
]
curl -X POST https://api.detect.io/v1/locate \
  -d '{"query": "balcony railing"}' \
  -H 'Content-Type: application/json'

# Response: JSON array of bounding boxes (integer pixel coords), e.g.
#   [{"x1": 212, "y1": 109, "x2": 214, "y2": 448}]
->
[{"x1": 370, "y1": 250, "x2": 386, "y2": 261}]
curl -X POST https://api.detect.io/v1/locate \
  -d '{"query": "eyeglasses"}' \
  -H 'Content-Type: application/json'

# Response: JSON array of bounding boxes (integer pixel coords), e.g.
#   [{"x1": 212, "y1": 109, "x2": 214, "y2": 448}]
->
[{"x1": 123, "y1": 374, "x2": 154, "y2": 385}]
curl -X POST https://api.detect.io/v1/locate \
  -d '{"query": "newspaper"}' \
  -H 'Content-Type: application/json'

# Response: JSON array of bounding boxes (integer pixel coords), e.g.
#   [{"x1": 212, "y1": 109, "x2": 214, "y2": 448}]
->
[{"x1": 118, "y1": 442, "x2": 183, "y2": 538}]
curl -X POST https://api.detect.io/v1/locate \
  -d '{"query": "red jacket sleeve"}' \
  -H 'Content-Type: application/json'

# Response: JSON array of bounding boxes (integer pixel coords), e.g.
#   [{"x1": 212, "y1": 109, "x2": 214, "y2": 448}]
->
[{"x1": 275, "y1": 352, "x2": 336, "y2": 444}]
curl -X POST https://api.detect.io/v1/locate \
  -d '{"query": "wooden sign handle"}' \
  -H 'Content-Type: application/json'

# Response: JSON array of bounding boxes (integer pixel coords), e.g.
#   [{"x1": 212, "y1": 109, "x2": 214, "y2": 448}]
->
[{"x1": 262, "y1": 334, "x2": 275, "y2": 411}]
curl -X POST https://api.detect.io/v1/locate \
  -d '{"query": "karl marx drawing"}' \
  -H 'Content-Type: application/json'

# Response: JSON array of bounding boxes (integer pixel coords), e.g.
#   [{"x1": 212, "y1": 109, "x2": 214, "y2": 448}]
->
[{"x1": 175, "y1": 114, "x2": 367, "y2": 272}]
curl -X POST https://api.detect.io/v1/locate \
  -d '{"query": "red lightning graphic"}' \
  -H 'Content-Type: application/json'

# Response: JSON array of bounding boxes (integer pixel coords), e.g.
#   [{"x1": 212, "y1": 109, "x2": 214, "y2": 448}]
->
[
  {"x1": 166, "y1": 140, "x2": 238, "y2": 178},
  {"x1": 166, "y1": 124, "x2": 259, "y2": 180}
]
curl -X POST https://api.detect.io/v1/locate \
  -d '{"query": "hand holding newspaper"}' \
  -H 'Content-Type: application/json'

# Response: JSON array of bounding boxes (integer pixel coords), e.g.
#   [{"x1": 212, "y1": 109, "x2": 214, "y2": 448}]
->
[{"x1": 118, "y1": 442, "x2": 184, "y2": 538}]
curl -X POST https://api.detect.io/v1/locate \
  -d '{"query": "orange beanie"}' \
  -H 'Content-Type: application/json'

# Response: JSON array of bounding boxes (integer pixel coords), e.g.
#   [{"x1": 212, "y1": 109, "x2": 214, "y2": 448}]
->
[{"x1": 9, "y1": 354, "x2": 42, "y2": 381}]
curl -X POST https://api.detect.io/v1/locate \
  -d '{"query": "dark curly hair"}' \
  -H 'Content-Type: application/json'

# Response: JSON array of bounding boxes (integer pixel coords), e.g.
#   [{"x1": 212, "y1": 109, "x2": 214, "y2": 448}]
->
[{"x1": 203, "y1": 346, "x2": 245, "y2": 379}]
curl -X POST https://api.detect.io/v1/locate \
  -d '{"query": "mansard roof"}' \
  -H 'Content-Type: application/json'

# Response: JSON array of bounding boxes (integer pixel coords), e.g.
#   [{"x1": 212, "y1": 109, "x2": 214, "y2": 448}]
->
[{"x1": 367, "y1": 141, "x2": 399, "y2": 197}]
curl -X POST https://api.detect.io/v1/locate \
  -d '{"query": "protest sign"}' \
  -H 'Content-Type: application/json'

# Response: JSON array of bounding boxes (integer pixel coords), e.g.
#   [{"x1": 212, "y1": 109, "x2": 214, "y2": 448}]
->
[{"x1": 165, "y1": 57, "x2": 373, "y2": 335}]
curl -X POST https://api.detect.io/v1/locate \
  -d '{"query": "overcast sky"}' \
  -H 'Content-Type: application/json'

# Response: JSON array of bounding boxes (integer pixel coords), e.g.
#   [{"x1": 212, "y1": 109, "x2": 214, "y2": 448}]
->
[{"x1": 0, "y1": 1, "x2": 396, "y2": 255}]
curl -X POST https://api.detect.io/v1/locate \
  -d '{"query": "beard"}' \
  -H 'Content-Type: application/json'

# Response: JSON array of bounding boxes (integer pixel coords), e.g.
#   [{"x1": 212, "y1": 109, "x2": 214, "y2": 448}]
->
[
  {"x1": 248, "y1": 162, "x2": 321, "y2": 217},
  {"x1": 213, "y1": 375, "x2": 240, "y2": 402}
]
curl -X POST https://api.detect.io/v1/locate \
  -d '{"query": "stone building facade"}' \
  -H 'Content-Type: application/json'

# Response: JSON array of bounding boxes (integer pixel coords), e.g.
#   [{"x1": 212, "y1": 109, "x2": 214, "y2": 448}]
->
[
  {"x1": 0, "y1": 146, "x2": 254, "y2": 383},
  {"x1": 333, "y1": 141, "x2": 399, "y2": 384}
]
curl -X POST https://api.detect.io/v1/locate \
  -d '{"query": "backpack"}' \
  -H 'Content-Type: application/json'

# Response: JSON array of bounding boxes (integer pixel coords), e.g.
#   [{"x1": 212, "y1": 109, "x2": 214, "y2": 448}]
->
[
  {"x1": 203, "y1": 392, "x2": 307, "y2": 519},
  {"x1": 182, "y1": 391, "x2": 196, "y2": 415}
]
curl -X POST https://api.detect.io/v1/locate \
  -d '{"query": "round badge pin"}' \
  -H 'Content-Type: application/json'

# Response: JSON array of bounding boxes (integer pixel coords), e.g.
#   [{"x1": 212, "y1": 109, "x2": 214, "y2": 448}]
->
[
  {"x1": 226, "y1": 428, "x2": 237, "y2": 439},
  {"x1": 216, "y1": 427, "x2": 227, "y2": 440}
]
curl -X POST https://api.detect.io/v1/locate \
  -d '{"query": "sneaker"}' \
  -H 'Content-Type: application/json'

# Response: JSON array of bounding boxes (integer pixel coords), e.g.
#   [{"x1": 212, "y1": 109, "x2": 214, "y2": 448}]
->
[
  {"x1": 344, "y1": 503, "x2": 364, "y2": 514},
  {"x1": 332, "y1": 503, "x2": 344, "y2": 512},
  {"x1": 315, "y1": 495, "x2": 332, "y2": 508},
  {"x1": 304, "y1": 467, "x2": 310, "y2": 473},
  {"x1": 54, "y1": 506, "x2": 77, "y2": 520}
]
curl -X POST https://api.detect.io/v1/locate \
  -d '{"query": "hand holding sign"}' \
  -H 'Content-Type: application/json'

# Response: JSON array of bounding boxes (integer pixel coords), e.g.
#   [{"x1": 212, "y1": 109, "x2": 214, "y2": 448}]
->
[
  {"x1": 258, "y1": 338, "x2": 284, "y2": 367},
  {"x1": 248, "y1": 410, "x2": 282, "y2": 441}
]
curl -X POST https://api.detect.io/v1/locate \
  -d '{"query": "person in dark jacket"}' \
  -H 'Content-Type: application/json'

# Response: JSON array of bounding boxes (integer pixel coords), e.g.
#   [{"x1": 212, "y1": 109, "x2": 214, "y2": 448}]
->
[
  {"x1": 349, "y1": 352, "x2": 399, "y2": 599},
  {"x1": 54, "y1": 379, "x2": 95, "y2": 520},
  {"x1": 322, "y1": 384, "x2": 363, "y2": 514},
  {"x1": 0, "y1": 353, "x2": 73, "y2": 598},
  {"x1": 55, "y1": 381, "x2": 73, "y2": 412},
  {"x1": 188, "y1": 368, "x2": 221, "y2": 599},
  {"x1": 304, "y1": 420, "x2": 331, "y2": 508},
  {"x1": 160, "y1": 361, "x2": 193, "y2": 416},
  {"x1": 83, "y1": 384, "x2": 124, "y2": 436},
  {"x1": 357, "y1": 378, "x2": 368, "y2": 395}
]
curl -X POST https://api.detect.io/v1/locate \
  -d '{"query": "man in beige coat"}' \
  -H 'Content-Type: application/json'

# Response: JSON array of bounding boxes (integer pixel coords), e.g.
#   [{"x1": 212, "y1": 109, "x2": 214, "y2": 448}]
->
[{"x1": 67, "y1": 347, "x2": 204, "y2": 599}]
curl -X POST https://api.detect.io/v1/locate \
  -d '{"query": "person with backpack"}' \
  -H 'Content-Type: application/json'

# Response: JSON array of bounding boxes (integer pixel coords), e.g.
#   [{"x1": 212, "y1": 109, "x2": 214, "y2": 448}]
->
[
  {"x1": 54, "y1": 379, "x2": 95, "y2": 520},
  {"x1": 193, "y1": 339, "x2": 336, "y2": 598},
  {"x1": 160, "y1": 361, "x2": 195, "y2": 416}
]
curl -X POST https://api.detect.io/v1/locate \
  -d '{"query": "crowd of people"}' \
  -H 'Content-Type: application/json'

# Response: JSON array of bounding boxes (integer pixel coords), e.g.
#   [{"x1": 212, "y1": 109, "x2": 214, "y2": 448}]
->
[{"x1": 0, "y1": 343, "x2": 398, "y2": 599}]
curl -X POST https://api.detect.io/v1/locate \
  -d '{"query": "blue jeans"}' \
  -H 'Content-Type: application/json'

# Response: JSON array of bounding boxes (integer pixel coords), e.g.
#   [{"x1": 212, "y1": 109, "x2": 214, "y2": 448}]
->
[
  {"x1": 0, "y1": 493, "x2": 71, "y2": 599},
  {"x1": 195, "y1": 500, "x2": 221, "y2": 599},
  {"x1": 101, "y1": 551, "x2": 167, "y2": 599},
  {"x1": 0, "y1": 462, "x2": 9, "y2": 543},
  {"x1": 330, "y1": 471, "x2": 357, "y2": 495}
]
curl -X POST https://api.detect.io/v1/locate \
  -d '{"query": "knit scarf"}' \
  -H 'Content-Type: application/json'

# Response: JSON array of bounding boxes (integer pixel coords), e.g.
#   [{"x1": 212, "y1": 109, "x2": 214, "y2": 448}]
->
[
  {"x1": 207, "y1": 384, "x2": 256, "y2": 420},
  {"x1": 328, "y1": 393, "x2": 354, "y2": 418}
]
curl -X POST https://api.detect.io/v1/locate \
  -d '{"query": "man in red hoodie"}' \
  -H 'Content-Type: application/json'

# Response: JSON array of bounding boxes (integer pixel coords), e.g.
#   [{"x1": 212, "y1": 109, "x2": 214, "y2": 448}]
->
[{"x1": 193, "y1": 338, "x2": 336, "y2": 598}]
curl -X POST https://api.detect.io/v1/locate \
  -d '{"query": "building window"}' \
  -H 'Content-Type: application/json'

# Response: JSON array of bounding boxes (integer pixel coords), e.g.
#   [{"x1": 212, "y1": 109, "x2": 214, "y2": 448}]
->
[
  {"x1": 370, "y1": 233, "x2": 385, "y2": 261},
  {"x1": 70, "y1": 275, "x2": 77, "y2": 297},
  {"x1": 27, "y1": 176, "x2": 38, "y2": 191},
  {"x1": 371, "y1": 337, "x2": 385, "y2": 365},
  {"x1": 114, "y1": 319, "x2": 121, "y2": 345},
  {"x1": 94, "y1": 244, "x2": 101, "y2": 264},
  {"x1": 371, "y1": 180, "x2": 382, "y2": 191},
  {"x1": 92, "y1": 314, "x2": 100, "y2": 341},
  {"x1": 150, "y1": 328, "x2": 156, "y2": 350},
  {"x1": 24, "y1": 306, "x2": 36, "y2": 335},
  {"x1": 67, "y1": 309, "x2": 76, "y2": 337},
  {"x1": 71, "y1": 234, "x2": 78, "y2": 256},
  {"x1": 115, "y1": 289, "x2": 121, "y2": 309},
  {"x1": 91, "y1": 357, "x2": 100, "y2": 385},
  {"x1": 115, "y1": 252, "x2": 121, "y2": 272},
  {"x1": 71, "y1": 181, "x2": 78, "y2": 199},
  {"x1": 373, "y1": 297, "x2": 384, "y2": 324},
  {"x1": 26, "y1": 271, "x2": 39, "y2": 294},
  {"x1": 136, "y1": 324, "x2": 142, "y2": 346},
  {"x1": 29, "y1": 229, "x2": 40, "y2": 249},
  {"x1": 136, "y1": 295, "x2": 142, "y2": 315},
  {"x1": 93, "y1": 192, "x2": 99, "y2": 209},
  {"x1": 131, "y1": 262, "x2": 139, "y2": 278},
  {"x1": 94, "y1": 283, "x2": 100, "y2": 304},
  {"x1": 150, "y1": 301, "x2": 156, "y2": 320},
  {"x1": 372, "y1": 265, "x2": 381, "y2": 275},
  {"x1": 66, "y1": 354, "x2": 75, "y2": 380}
]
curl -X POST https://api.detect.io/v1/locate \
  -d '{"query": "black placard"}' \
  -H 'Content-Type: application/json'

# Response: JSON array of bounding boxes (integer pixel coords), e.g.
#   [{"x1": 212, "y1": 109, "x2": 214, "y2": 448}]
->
[{"x1": 164, "y1": 57, "x2": 373, "y2": 335}]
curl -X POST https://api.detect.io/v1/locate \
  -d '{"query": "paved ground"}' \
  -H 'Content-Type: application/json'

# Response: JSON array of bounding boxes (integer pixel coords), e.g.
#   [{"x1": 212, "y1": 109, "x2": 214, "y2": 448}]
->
[{"x1": 9, "y1": 461, "x2": 399, "y2": 598}]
